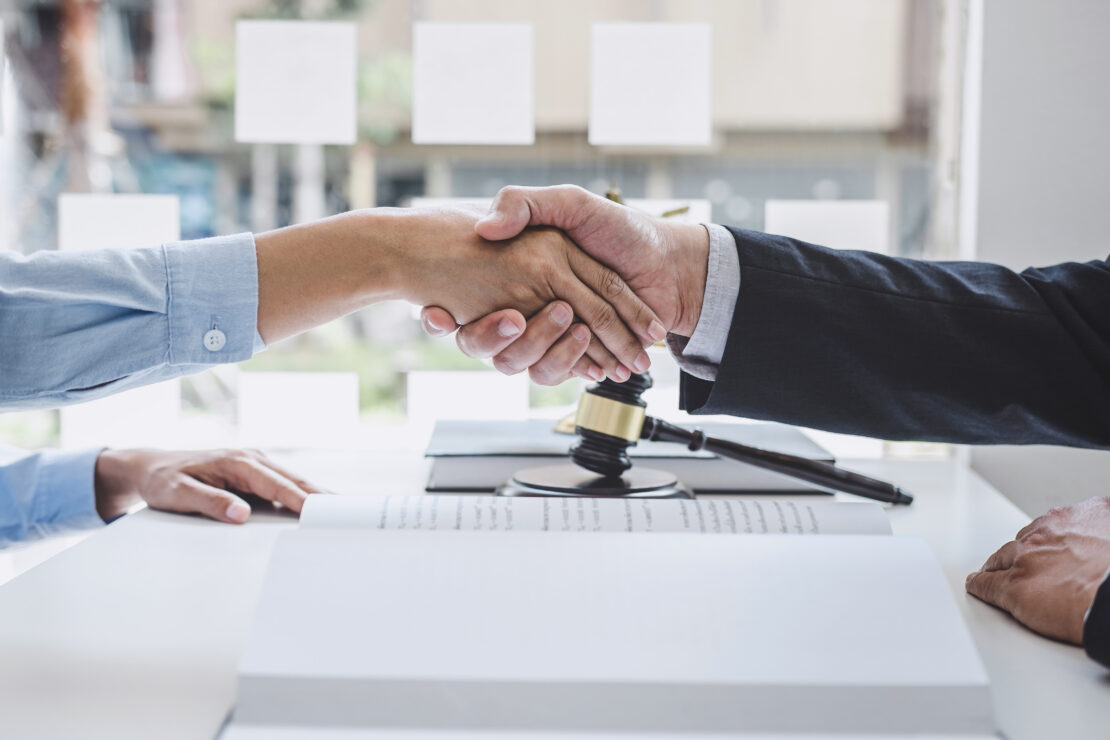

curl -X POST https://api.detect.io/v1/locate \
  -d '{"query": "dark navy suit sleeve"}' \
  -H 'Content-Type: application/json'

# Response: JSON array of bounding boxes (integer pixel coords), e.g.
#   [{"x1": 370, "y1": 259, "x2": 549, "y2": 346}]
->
[
  {"x1": 680, "y1": 227, "x2": 1110, "y2": 448},
  {"x1": 1085, "y1": 576, "x2": 1110, "y2": 669}
]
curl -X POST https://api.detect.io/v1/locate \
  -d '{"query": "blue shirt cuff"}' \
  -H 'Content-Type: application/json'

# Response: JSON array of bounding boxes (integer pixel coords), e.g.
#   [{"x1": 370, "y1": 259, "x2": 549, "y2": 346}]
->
[
  {"x1": 165, "y1": 233, "x2": 260, "y2": 366},
  {"x1": 32, "y1": 448, "x2": 105, "y2": 536}
]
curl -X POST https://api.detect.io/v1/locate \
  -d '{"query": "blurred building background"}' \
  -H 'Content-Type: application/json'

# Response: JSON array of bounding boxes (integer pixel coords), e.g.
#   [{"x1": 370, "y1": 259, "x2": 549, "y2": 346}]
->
[{"x1": 0, "y1": 0, "x2": 963, "y2": 457}]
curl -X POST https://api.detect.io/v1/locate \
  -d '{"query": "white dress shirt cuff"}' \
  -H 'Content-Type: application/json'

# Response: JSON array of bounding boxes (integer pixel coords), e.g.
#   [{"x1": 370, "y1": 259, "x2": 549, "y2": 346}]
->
[{"x1": 667, "y1": 223, "x2": 740, "y2": 382}]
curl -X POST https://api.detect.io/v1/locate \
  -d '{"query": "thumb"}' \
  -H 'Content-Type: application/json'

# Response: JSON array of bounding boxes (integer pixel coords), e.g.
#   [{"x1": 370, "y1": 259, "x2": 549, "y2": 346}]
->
[
  {"x1": 476, "y1": 186, "x2": 534, "y2": 240},
  {"x1": 476, "y1": 185, "x2": 593, "y2": 241},
  {"x1": 420, "y1": 306, "x2": 459, "y2": 337}
]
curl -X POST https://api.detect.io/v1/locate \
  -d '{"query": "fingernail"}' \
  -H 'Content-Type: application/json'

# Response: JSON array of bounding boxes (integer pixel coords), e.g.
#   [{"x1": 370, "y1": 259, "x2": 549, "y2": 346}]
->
[
  {"x1": 551, "y1": 304, "x2": 573, "y2": 326},
  {"x1": 648, "y1": 320, "x2": 667, "y2": 342},
  {"x1": 632, "y1": 351, "x2": 651, "y2": 373},
  {"x1": 226, "y1": 500, "x2": 251, "y2": 523},
  {"x1": 588, "y1": 365, "x2": 604, "y2": 381},
  {"x1": 570, "y1": 324, "x2": 589, "y2": 341},
  {"x1": 498, "y1": 318, "x2": 522, "y2": 337},
  {"x1": 424, "y1": 321, "x2": 449, "y2": 337},
  {"x1": 613, "y1": 365, "x2": 631, "y2": 382}
]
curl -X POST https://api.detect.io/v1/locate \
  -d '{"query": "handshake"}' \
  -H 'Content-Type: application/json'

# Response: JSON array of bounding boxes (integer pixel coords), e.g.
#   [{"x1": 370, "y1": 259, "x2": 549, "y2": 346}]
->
[{"x1": 414, "y1": 185, "x2": 711, "y2": 385}]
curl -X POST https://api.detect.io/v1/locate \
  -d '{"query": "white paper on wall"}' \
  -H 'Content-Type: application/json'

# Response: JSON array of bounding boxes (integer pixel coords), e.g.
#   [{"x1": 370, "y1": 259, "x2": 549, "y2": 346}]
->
[
  {"x1": 235, "y1": 20, "x2": 357, "y2": 145},
  {"x1": 407, "y1": 371, "x2": 529, "y2": 429},
  {"x1": 764, "y1": 200, "x2": 891, "y2": 254},
  {"x1": 589, "y1": 23, "x2": 712, "y2": 147},
  {"x1": 58, "y1": 194, "x2": 180, "y2": 251},
  {"x1": 61, "y1": 381, "x2": 182, "y2": 450},
  {"x1": 238, "y1": 372, "x2": 360, "y2": 449},
  {"x1": 56, "y1": 193, "x2": 184, "y2": 449},
  {"x1": 412, "y1": 23, "x2": 534, "y2": 145}
]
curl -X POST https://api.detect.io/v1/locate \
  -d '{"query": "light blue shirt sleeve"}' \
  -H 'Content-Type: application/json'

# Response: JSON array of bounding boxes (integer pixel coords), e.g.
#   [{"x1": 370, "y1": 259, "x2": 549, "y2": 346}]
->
[
  {"x1": 0, "y1": 446, "x2": 104, "y2": 547},
  {"x1": 0, "y1": 232, "x2": 267, "y2": 544},
  {"x1": 0, "y1": 232, "x2": 264, "y2": 411},
  {"x1": 666, "y1": 223, "x2": 740, "y2": 381}
]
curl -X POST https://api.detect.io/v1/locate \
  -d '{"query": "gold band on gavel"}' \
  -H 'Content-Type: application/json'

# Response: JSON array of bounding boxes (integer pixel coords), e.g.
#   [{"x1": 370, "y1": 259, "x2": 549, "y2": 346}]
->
[{"x1": 574, "y1": 393, "x2": 646, "y2": 442}]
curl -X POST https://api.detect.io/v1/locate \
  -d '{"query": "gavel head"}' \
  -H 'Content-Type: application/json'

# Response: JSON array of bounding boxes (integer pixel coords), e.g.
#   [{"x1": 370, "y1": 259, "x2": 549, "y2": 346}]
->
[{"x1": 569, "y1": 372, "x2": 652, "y2": 478}]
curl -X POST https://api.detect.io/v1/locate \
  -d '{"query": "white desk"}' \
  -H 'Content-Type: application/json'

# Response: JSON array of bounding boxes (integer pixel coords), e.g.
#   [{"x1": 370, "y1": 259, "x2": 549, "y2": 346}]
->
[{"x1": 0, "y1": 454, "x2": 1106, "y2": 739}]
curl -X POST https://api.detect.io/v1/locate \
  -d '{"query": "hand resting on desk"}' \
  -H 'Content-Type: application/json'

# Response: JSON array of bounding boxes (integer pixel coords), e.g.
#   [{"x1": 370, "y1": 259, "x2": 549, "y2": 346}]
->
[
  {"x1": 966, "y1": 496, "x2": 1110, "y2": 645},
  {"x1": 94, "y1": 449, "x2": 322, "y2": 525}
]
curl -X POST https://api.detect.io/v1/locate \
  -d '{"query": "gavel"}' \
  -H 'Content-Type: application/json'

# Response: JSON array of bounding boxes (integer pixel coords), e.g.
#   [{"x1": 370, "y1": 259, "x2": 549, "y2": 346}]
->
[{"x1": 498, "y1": 373, "x2": 913, "y2": 505}]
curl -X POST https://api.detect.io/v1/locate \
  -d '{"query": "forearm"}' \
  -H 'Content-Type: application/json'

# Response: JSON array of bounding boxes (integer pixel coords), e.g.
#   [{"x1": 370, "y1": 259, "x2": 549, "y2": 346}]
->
[
  {"x1": 0, "y1": 235, "x2": 259, "y2": 411},
  {"x1": 255, "y1": 209, "x2": 408, "y2": 344},
  {"x1": 683, "y1": 229, "x2": 1110, "y2": 447}
]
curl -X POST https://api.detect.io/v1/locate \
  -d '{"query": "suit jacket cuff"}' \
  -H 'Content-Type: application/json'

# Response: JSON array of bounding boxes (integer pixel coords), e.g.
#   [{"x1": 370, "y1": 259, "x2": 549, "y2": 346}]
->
[{"x1": 1084, "y1": 570, "x2": 1110, "y2": 668}]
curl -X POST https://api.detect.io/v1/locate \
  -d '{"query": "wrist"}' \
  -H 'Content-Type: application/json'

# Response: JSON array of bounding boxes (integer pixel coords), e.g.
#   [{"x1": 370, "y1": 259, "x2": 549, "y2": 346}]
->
[
  {"x1": 94, "y1": 449, "x2": 146, "y2": 522},
  {"x1": 364, "y1": 207, "x2": 438, "y2": 305},
  {"x1": 667, "y1": 222, "x2": 710, "y2": 337},
  {"x1": 255, "y1": 210, "x2": 406, "y2": 343}
]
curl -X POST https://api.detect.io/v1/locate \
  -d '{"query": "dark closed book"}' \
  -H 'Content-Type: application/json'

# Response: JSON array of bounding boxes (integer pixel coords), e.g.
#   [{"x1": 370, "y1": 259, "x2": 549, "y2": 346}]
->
[{"x1": 425, "y1": 419, "x2": 835, "y2": 495}]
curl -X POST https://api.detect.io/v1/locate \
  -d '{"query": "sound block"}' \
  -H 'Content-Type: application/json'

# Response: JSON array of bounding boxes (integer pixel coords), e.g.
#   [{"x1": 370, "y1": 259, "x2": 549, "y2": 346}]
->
[{"x1": 497, "y1": 464, "x2": 693, "y2": 499}]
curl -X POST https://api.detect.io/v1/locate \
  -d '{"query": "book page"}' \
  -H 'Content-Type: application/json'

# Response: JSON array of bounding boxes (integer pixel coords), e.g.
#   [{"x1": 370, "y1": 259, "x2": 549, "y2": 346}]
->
[{"x1": 300, "y1": 495, "x2": 890, "y2": 535}]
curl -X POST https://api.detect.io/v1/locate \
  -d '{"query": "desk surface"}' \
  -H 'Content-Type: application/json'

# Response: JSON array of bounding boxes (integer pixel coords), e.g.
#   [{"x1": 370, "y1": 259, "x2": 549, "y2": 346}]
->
[{"x1": 0, "y1": 453, "x2": 1106, "y2": 739}]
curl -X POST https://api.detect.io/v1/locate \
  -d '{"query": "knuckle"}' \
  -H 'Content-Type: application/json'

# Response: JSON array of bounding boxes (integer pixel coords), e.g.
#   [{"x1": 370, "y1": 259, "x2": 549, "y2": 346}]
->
[
  {"x1": 599, "y1": 268, "x2": 627, "y2": 300},
  {"x1": 557, "y1": 184, "x2": 588, "y2": 201},
  {"x1": 1023, "y1": 531, "x2": 1050, "y2": 547},
  {"x1": 590, "y1": 304, "x2": 618, "y2": 334}
]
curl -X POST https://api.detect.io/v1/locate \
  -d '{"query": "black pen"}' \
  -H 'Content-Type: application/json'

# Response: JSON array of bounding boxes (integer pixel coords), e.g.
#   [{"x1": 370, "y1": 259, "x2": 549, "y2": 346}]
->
[{"x1": 641, "y1": 416, "x2": 914, "y2": 505}]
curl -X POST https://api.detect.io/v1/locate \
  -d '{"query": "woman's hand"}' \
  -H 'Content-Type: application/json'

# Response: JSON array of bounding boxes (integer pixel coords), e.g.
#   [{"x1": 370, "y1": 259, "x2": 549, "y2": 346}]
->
[{"x1": 94, "y1": 448, "x2": 322, "y2": 524}]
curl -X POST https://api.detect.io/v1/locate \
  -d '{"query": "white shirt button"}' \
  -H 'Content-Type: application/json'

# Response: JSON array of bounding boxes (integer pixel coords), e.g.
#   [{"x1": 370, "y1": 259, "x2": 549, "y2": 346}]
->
[{"x1": 203, "y1": 329, "x2": 227, "y2": 352}]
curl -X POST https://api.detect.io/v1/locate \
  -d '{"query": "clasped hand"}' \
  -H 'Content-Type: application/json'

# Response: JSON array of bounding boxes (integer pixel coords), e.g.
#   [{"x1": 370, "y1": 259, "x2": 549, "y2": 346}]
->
[{"x1": 420, "y1": 186, "x2": 710, "y2": 385}]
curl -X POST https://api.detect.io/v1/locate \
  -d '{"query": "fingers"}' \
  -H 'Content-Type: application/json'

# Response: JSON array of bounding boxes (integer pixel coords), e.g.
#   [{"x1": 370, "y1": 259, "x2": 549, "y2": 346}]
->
[
  {"x1": 158, "y1": 476, "x2": 254, "y2": 524},
  {"x1": 581, "y1": 333, "x2": 627, "y2": 382},
  {"x1": 454, "y1": 308, "x2": 527, "y2": 359},
  {"x1": 476, "y1": 185, "x2": 595, "y2": 242},
  {"x1": 491, "y1": 302, "x2": 577, "y2": 375},
  {"x1": 420, "y1": 306, "x2": 459, "y2": 337},
  {"x1": 213, "y1": 454, "x2": 312, "y2": 514},
  {"x1": 526, "y1": 322, "x2": 596, "y2": 386},
  {"x1": 980, "y1": 540, "x2": 1020, "y2": 572},
  {"x1": 570, "y1": 355, "x2": 599, "y2": 381},
  {"x1": 252, "y1": 454, "x2": 327, "y2": 495},
  {"x1": 552, "y1": 256, "x2": 652, "y2": 378},
  {"x1": 965, "y1": 569, "x2": 1013, "y2": 611},
  {"x1": 566, "y1": 247, "x2": 667, "y2": 350}
]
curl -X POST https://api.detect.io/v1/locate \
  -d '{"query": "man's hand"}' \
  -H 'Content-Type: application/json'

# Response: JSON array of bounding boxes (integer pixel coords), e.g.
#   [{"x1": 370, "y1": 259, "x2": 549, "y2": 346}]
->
[
  {"x1": 966, "y1": 496, "x2": 1110, "y2": 644},
  {"x1": 94, "y1": 449, "x2": 323, "y2": 524},
  {"x1": 419, "y1": 186, "x2": 710, "y2": 384}
]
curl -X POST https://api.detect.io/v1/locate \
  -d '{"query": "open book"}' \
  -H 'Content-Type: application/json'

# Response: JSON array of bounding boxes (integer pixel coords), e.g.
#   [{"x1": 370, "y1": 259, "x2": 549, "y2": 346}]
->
[
  {"x1": 226, "y1": 495, "x2": 995, "y2": 738},
  {"x1": 299, "y1": 494, "x2": 892, "y2": 536}
]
